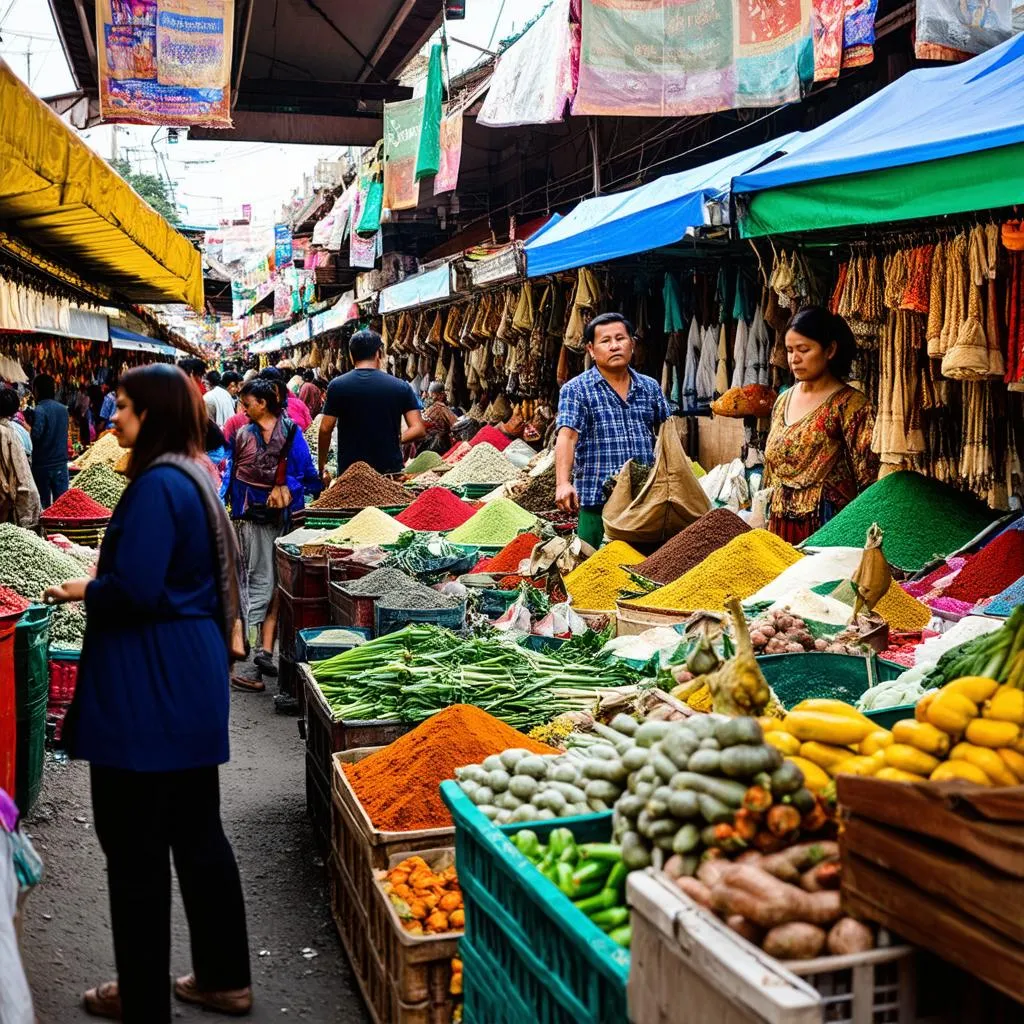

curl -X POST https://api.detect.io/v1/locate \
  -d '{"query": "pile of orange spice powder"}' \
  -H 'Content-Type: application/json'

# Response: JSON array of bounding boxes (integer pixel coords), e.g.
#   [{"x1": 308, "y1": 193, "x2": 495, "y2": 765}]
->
[{"x1": 343, "y1": 704, "x2": 558, "y2": 831}]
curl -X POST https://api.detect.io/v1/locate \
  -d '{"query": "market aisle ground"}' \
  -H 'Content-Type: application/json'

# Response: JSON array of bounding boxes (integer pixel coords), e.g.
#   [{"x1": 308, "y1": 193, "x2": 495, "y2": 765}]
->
[{"x1": 19, "y1": 683, "x2": 369, "y2": 1023}]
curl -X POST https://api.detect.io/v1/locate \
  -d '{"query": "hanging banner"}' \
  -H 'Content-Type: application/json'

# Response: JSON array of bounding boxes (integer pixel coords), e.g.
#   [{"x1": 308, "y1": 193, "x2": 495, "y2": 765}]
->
[
  {"x1": 416, "y1": 44, "x2": 444, "y2": 181},
  {"x1": 479, "y1": 0, "x2": 576, "y2": 126},
  {"x1": 274, "y1": 224, "x2": 293, "y2": 268},
  {"x1": 96, "y1": 0, "x2": 234, "y2": 128},
  {"x1": 915, "y1": 0, "x2": 1011, "y2": 59},
  {"x1": 842, "y1": 0, "x2": 878, "y2": 69},
  {"x1": 735, "y1": 0, "x2": 814, "y2": 105},
  {"x1": 383, "y1": 97, "x2": 424, "y2": 211},
  {"x1": 434, "y1": 111, "x2": 464, "y2": 195},
  {"x1": 573, "y1": 0, "x2": 735, "y2": 117}
]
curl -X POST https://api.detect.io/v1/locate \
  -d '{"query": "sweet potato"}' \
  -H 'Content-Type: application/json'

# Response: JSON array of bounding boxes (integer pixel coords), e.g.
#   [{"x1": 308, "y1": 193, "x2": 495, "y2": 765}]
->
[
  {"x1": 696, "y1": 858, "x2": 736, "y2": 889},
  {"x1": 827, "y1": 917, "x2": 875, "y2": 955},
  {"x1": 710, "y1": 865, "x2": 843, "y2": 929},
  {"x1": 800, "y1": 861, "x2": 842, "y2": 892},
  {"x1": 735, "y1": 850, "x2": 763, "y2": 865},
  {"x1": 675, "y1": 876, "x2": 712, "y2": 907},
  {"x1": 726, "y1": 915, "x2": 763, "y2": 945},
  {"x1": 663, "y1": 854, "x2": 687, "y2": 881},
  {"x1": 762, "y1": 922, "x2": 826, "y2": 960},
  {"x1": 759, "y1": 841, "x2": 839, "y2": 883}
]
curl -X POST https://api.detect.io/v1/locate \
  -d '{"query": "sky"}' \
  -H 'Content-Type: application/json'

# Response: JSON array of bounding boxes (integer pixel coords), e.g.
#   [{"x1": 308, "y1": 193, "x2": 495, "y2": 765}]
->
[{"x1": 0, "y1": 0, "x2": 547, "y2": 229}]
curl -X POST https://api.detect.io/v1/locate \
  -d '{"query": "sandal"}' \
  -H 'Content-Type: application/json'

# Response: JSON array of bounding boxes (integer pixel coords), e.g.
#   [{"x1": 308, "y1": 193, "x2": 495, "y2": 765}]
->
[
  {"x1": 231, "y1": 674, "x2": 266, "y2": 693},
  {"x1": 174, "y1": 974, "x2": 253, "y2": 1016},
  {"x1": 253, "y1": 651, "x2": 278, "y2": 677},
  {"x1": 83, "y1": 981, "x2": 122, "y2": 1020}
]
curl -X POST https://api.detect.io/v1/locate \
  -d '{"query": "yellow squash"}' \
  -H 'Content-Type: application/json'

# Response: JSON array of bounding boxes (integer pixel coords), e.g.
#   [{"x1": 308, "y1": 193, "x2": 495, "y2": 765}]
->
[
  {"x1": 884, "y1": 744, "x2": 941, "y2": 777},
  {"x1": 964, "y1": 718, "x2": 1021, "y2": 749},
  {"x1": 782, "y1": 711, "x2": 875, "y2": 746},
  {"x1": 764, "y1": 731, "x2": 801, "y2": 756},
  {"x1": 859, "y1": 729, "x2": 895, "y2": 755},
  {"x1": 982, "y1": 685, "x2": 1024, "y2": 726},
  {"x1": 930, "y1": 761, "x2": 991, "y2": 786},
  {"x1": 792, "y1": 699, "x2": 875, "y2": 727},
  {"x1": 832, "y1": 754, "x2": 883, "y2": 777},
  {"x1": 943, "y1": 676, "x2": 1000, "y2": 703},
  {"x1": 876, "y1": 767, "x2": 927, "y2": 783},
  {"x1": 892, "y1": 720, "x2": 951, "y2": 757},
  {"x1": 784, "y1": 756, "x2": 830, "y2": 793},
  {"x1": 926, "y1": 691, "x2": 978, "y2": 736},
  {"x1": 996, "y1": 748, "x2": 1024, "y2": 782},
  {"x1": 915, "y1": 692, "x2": 937, "y2": 723},
  {"x1": 758, "y1": 717, "x2": 784, "y2": 733},
  {"x1": 800, "y1": 741, "x2": 858, "y2": 773},
  {"x1": 949, "y1": 743, "x2": 1018, "y2": 787}
]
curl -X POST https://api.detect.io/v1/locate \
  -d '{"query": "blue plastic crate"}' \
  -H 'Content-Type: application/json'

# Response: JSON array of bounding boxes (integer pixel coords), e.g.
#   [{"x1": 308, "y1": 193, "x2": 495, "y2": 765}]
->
[
  {"x1": 296, "y1": 625, "x2": 372, "y2": 663},
  {"x1": 375, "y1": 599, "x2": 467, "y2": 637},
  {"x1": 440, "y1": 781, "x2": 628, "y2": 1024}
]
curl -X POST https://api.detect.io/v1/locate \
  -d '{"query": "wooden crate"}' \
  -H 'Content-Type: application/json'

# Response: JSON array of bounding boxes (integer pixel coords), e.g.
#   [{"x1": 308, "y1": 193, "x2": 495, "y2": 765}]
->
[
  {"x1": 330, "y1": 748, "x2": 454, "y2": 915},
  {"x1": 329, "y1": 581, "x2": 376, "y2": 632},
  {"x1": 628, "y1": 871, "x2": 916, "y2": 1024},
  {"x1": 837, "y1": 776, "x2": 1024, "y2": 1007},
  {"x1": 305, "y1": 751, "x2": 331, "y2": 855},
  {"x1": 278, "y1": 589, "x2": 330, "y2": 660}
]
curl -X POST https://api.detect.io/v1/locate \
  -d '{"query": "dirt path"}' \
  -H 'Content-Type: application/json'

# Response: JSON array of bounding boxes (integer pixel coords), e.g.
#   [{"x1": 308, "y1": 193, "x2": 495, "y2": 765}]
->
[{"x1": 19, "y1": 687, "x2": 369, "y2": 1023}]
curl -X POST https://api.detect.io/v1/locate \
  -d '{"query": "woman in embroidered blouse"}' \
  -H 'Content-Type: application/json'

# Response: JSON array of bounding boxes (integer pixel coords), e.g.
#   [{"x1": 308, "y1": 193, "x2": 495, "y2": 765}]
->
[{"x1": 763, "y1": 307, "x2": 879, "y2": 544}]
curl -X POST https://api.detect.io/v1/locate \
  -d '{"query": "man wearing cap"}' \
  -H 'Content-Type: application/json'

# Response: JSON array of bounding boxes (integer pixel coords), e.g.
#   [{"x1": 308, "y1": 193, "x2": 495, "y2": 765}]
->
[{"x1": 318, "y1": 329, "x2": 426, "y2": 480}]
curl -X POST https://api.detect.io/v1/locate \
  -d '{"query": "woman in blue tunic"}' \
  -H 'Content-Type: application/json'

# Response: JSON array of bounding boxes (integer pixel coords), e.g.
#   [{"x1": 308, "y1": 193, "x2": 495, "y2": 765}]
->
[{"x1": 44, "y1": 364, "x2": 252, "y2": 1022}]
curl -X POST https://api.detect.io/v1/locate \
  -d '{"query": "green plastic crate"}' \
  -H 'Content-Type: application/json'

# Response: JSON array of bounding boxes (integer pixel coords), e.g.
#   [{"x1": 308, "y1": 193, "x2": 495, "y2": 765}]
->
[
  {"x1": 863, "y1": 703, "x2": 916, "y2": 730},
  {"x1": 440, "y1": 781, "x2": 628, "y2": 1024},
  {"x1": 15, "y1": 604, "x2": 52, "y2": 814},
  {"x1": 756, "y1": 652, "x2": 905, "y2": 710}
]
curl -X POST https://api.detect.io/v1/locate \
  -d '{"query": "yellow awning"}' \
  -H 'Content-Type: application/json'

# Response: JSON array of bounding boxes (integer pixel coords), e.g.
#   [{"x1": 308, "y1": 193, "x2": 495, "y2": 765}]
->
[{"x1": 0, "y1": 59, "x2": 203, "y2": 310}]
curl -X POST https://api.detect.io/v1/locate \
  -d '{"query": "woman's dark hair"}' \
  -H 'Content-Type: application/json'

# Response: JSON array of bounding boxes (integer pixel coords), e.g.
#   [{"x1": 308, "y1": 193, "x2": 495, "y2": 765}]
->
[
  {"x1": 221, "y1": 371, "x2": 243, "y2": 387},
  {"x1": 240, "y1": 378, "x2": 283, "y2": 416},
  {"x1": 584, "y1": 312, "x2": 635, "y2": 345},
  {"x1": 0, "y1": 386, "x2": 19, "y2": 418},
  {"x1": 349, "y1": 329, "x2": 384, "y2": 362},
  {"x1": 786, "y1": 306, "x2": 857, "y2": 381},
  {"x1": 205, "y1": 370, "x2": 222, "y2": 388},
  {"x1": 302, "y1": 369, "x2": 315, "y2": 382},
  {"x1": 121, "y1": 364, "x2": 205, "y2": 480}
]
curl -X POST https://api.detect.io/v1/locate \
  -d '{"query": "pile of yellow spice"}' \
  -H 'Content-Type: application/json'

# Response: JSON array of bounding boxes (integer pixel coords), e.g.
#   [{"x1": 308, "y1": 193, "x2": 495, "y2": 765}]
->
[{"x1": 564, "y1": 540, "x2": 645, "y2": 611}]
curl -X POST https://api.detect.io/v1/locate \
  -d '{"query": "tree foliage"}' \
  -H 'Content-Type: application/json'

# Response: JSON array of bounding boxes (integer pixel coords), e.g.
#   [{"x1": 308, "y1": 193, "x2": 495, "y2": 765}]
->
[{"x1": 111, "y1": 157, "x2": 181, "y2": 225}]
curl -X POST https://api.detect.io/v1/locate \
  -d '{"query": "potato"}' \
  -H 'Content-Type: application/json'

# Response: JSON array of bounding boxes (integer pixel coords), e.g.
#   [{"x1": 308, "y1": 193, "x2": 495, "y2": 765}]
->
[
  {"x1": 674, "y1": 876, "x2": 711, "y2": 907},
  {"x1": 726, "y1": 915, "x2": 763, "y2": 945},
  {"x1": 762, "y1": 922, "x2": 826, "y2": 960},
  {"x1": 827, "y1": 918, "x2": 875, "y2": 955}
]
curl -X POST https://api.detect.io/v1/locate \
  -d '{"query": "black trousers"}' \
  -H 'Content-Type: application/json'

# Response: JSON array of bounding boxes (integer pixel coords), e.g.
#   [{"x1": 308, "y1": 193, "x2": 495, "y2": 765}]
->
[{"x1": 90, "y1": 764, "x2": 251, "y2": 1023}]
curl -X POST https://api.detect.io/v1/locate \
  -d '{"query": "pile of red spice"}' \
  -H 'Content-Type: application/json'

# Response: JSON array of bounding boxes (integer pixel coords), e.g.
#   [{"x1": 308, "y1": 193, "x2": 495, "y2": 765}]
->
[
  {"x1": 474, "y1": 532, "x2": 540, "y2": 575},
  {"x1": 41, "y1": 488, "x2": 111, "y2": 520},
  {"x1": 395, "y1": 488, "x2": 478, "y2": 531},
  {"x1": 469, "y1": 425, "x2": 511, "y2": 452},
  {"x1": 944, "y1": 528, "x2": 1024, "y2": 603},
  {"x1": 343, "y1": 704, "x2": 557, "y2": 831},
  {"x1": 0, "y1": 585, "x2": 30, "y2": 617},
  {"x1": 443, "y1": 441, "x2": 473, "y2": 465}
]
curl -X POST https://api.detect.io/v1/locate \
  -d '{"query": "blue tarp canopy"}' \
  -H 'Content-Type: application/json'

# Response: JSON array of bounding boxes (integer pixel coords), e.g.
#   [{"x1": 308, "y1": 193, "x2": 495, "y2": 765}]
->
[
  {"x1": 733, "y1": 33, "x2": 1024, "y2": 195},
  {"x1": 109, "y1": 327, "x2": 178, "y2": 357},
  {"x1": 523, "y1": 134, "x2": 798, "y2": 278}
]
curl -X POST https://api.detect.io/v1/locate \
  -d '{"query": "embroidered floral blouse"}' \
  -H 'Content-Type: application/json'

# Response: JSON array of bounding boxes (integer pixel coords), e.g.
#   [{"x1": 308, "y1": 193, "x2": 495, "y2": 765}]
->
[{"x1": 763, "y1": 385, "x2": 879, "y2": 520}]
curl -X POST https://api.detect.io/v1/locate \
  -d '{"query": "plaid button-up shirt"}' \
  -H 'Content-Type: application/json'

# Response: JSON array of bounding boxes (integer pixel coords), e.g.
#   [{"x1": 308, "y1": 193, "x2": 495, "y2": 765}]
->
[{"x1": 556, "y1": 366, "x2": 671, "y2": 507}]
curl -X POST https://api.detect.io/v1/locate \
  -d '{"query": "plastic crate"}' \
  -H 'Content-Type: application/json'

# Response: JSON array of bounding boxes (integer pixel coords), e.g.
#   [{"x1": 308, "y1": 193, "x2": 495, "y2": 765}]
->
[
  {"x1": 0, "y1": 616, "x2": 17, "y2": 798},
  {"x1": 329, "y1": 583, "x2": 377, "y2": 633},
  {"x1": 296, "y1": 625, "x2": 371, "y2": 663},
  {"x1": 275, "y1": 544, "x2": 329, "y2": 600},
  {"x1": 440, "y1": 781, "x2": 628, "y2": 1024},
  {"x1": 14, "y1": 605, "x2": 52, "y2": 815},
  {"x1": 331, "y1": 749, "x2": 454, "y2": 918},
  {"x1": 375, "y1": 600, "x2": 467, "y2": 637},
  {"x1": 46, "y1": 648, "x2": 80, "y2": 747},
  {"x1": 756, "y1": 652, "x2": 905, "y2": 710},
  {"x1": 277, "y1": 589, "x2": 330, "y2": 660},
  {"x1": 328, "y1": 551, "x2": 380, "y2": 584},
  {"x1": 863, "y1": 703, "x2": 916, "y2": 730},
  {"x1": 306, "y1": 751, "x2": 331, "y2": 854}
]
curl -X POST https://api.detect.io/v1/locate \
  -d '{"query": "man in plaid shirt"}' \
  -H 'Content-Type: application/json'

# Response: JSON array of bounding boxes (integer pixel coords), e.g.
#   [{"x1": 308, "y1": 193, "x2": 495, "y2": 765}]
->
[{"x1": 555, "y1": 312, "x2": 671, "y2": 547}]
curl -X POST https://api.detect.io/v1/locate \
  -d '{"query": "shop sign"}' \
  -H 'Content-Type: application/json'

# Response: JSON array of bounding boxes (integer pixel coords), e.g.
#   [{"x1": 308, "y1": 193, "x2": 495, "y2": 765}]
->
[
  {"x1": 470, "y1": 246, "x2": 521, "y2": 287},
  {"x1": 378, "y1": 263, "x2": 452, "y2": 314},
  {"x1": 445, "y1": 0, "x2": 466, "y2": 19},
  {"x1": 274, "y1": 224, "x2": 293, "y2": 268}
]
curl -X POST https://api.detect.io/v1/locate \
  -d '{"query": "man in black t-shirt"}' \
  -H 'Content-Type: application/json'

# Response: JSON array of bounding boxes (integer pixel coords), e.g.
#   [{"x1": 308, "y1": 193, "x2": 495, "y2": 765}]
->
[{"x1": 318, "y1": 329, "x2": 426, "y2": 481}]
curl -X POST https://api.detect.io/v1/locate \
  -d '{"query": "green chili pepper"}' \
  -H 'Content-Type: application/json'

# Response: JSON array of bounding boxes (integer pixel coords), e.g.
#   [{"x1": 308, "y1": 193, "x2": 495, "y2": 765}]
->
[
  {"x1": 548, "y1": 828, "x2": 576, "y2": 858},
  {"x1": 556, "y1": 861, "x2": 576, "y2": 897},
  {"x1": 589, "y1": 906, "x2": 630, "y2": 931},
  {"x1": 570, "y1": 859, "x2": 610, "y2": 889},
  {"x1": 608, "y1": 925, "x2": 632, "y2": 948},
  {"x1": 574, "y1": 889, "x2": 621, "y2": 916},
  {"x1": 602, "y1": 861, "x2": 629, "y2": 898},
  {"x1": 579, "y1": 843, "x2": 623, "y2": 862}
]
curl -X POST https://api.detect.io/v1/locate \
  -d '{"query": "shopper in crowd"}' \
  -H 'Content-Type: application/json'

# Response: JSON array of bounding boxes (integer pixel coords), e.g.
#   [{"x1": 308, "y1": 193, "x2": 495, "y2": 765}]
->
[
  {"x1": 555, "y1": 312, "x2": 671, "y2": 548},
  {"x1": 420, "y1": 382, "x2": 458, "y2": 454},
  {"x1": 222, "y1": 370, "x2": 244, "y2": 406},
  {"x1": 763, "y1": 306, "x2": 879, "y2": 543},
  {"x1": 72, "y1": 382, "x2": 92, "y2": 446},
  {"x1": 225, "y1": 377, "x2": 320, "y2": 689},
  {"x1": 318, "y1": 328, "x2": 425, "y2": 481},
  {"x1": 261, "y1": 366, "x2": 312, "y2": 431},
  {"x1": 29, "y1": 373, "x2": 70, "y2": 507},
  {"x1": 98, "y1": 380, "x2": 118, "y2": 432},
  {"x1": 43, "y1": 364, "x2": 251, "y2": 1023},
  {"x1": 87, "y1": 383, "x2": 104, "y2": 438},
  {"x1": 203, "y1": 370, "x2": 236, "y2": 429},
  {"x1": 297, "y1": 369, "x2": 325, "y2": 418},
  {"x1": 0, "y1": 385, "x2": 40, "y2": 528},
  {"x1": 179, "y1": 358, "x2": 208, "y2": 395}
]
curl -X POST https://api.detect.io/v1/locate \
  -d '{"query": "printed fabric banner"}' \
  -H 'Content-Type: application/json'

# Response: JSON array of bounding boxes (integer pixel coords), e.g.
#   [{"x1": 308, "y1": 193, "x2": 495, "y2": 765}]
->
[
  {"x1": 479, "y1": 0, "x2": 577, "y2": 126},
  {"x1": 734, "y1": 0, "x2": 814, "y2": 106},
  {"x1": 434, "y1": 111, "x2": 464, "y2": 195},
  {"x1": 383, "y1": 97, "x2": 424, "y2": 212},
  {"x1": 915, "y1": 0, "x2": 1011, "y2": 59},
  {"x1": 415, "y1": 44, "x2": 444, "y2": 181},
  {"x1": 96, "y1": 0, "x2": 234, "y2": 127},
  {"x1": 274, "y1": 224, "x2": 293, "y2": 269}
]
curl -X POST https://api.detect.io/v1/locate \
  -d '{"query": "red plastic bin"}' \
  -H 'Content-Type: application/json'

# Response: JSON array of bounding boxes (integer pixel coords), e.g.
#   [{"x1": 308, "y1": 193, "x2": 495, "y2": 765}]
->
[
  {"x1": 47, "y1": 651, "x2": 80, "y2": 746},
  {"x1": 0, "y1": 616, "x2": 17, "y2": 797}
]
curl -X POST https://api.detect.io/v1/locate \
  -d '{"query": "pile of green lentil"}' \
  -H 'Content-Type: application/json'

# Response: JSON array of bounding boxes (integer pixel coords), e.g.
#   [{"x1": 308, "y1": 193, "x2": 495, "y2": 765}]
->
[
  {"x1": 447, "y1": 499, "x2": 539, "y2": 546},
  {"x1": 74, "y1": 463, "x2": 128, "y2": 510},
  {"x1": 806, "y1": 470, "x2": 1000, "y2": 572}
]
